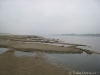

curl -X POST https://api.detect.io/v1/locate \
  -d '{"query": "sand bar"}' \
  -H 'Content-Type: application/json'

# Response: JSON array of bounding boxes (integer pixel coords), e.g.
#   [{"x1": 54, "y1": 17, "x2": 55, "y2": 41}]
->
[{"x1": 0, "y1": 35, "x2": 99, "y2": 54}]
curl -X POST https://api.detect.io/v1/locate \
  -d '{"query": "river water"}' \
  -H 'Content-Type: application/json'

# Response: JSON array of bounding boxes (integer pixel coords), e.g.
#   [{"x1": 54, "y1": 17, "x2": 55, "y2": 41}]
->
[
  {"x1": 0, "y1": 48, "x2": 8, "y2": 54},
  {"x1": 43, "y1": 35, "x2": 100, "y2": 74},
  {"x1": 44, "y1": 35, "x2": 100, "y2": 52}
]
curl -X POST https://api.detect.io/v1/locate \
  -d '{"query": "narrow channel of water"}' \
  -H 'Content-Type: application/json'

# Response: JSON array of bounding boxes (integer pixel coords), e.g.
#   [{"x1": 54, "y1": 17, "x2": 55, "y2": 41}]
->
[
  {"x1": 42, "y1": 43, "x2": 70, "y2": 47},
  {"x1": 25, "y1": 42, "x2": 70, "y2": 47},
  {"x1": 14, "y1": 51, "x2": 36, "y2": 57},
  {"x1": 77, "y1": 46, "x2": 92, "y2": 50},
  {"x1": 16, "y1": 41, "x2": 41, "y2": 43}
]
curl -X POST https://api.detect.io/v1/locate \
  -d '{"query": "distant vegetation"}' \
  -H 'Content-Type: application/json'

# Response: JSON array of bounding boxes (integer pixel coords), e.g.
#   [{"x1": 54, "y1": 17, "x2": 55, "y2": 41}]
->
[
  {"x1": 60, "y1": 33, "x2": 100, "y2": 37},
  {"x1": 54, "y1": 33, "x2": 100, "y2": 37}
]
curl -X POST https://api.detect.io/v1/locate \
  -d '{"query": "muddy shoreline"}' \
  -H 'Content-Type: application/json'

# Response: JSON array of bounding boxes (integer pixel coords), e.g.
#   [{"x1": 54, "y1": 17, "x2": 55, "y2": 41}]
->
[
  {"x1": 0, "y1": 50, "x2": 72, "y2": 75},
  {"x1": 0, "y1": 35, "x2": 99, "y2": 54}
]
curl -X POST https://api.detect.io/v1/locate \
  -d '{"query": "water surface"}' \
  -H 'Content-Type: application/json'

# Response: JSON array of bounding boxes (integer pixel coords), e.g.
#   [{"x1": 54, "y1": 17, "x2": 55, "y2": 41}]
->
[
  {"x1": 0, "y1": 48, "x2": 8, "y2": 54},
  {"x1": 44, "y1": 35, "x2": 100, "y2": 52},
  {"x1": 44, "y1": 52, "x2": 100, "y2": 74},
  {"x1": 14, "y1": 51, "x2": 36, "y2": 57}
]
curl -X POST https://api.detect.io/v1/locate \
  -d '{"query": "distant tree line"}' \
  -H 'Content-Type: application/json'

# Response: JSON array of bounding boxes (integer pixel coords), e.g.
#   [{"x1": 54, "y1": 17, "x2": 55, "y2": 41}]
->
[{"x1": 60, "y1": 33, "x2": 100, "y2": 37}]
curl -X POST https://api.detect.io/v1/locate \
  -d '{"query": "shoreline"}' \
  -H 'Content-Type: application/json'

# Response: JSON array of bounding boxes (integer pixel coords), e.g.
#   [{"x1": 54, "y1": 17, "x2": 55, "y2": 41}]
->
[
  {"x1": 0, "y1": 50, "x2": 72, "y2": 75},
  {"x1": 0, "y1": 35, "x2": 99, "y2": 75},
  {"x1": 0, "y1": 35, "x2": 99, "y2": 54},
  {"x1": 0, "y1": 39, "x2": 93, "y2": 54}
]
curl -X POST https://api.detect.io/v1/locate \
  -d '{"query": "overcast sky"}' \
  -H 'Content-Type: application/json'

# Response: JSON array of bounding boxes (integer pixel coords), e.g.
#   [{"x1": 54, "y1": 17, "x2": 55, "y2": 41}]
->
[{"x1": 0, "y1": 0, "x2": 100, "y2": 35}]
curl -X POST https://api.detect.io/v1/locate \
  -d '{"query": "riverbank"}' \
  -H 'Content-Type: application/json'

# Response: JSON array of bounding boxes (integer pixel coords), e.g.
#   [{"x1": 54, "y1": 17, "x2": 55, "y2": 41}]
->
[
  {"x1": 0, "y1": 35, "x2": 99, "y2": 54},
  {"x1": 0, "y1": 50, "x2": 72, "y2": 75},
  {"x1": 0, "y1": 35, "x2": 99, "y2": 75}
]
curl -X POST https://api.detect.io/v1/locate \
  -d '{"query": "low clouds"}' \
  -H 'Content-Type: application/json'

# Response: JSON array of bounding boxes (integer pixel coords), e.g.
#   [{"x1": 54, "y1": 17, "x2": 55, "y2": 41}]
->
[{"x1": 0, "y1": 0, "x2": 100, "y2": 35}]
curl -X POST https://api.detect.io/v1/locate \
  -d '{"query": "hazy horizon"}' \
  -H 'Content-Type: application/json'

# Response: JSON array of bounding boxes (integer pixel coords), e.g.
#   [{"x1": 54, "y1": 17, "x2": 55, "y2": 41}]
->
[{"x1": 0, "y1": 0, "x2": 100, "y2": 35}]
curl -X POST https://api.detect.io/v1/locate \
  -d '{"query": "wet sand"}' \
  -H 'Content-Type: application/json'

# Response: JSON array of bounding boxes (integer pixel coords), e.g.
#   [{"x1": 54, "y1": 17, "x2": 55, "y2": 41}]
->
[
  {"x1": 0, "y1": 40, "x2": 83, "y2": 53},
  {"x1": 0, "y1": 50, "x2": 71, "y2": 75},
  {"x1": 0, "y1": 35, "x2": 98, "y2": 54}
]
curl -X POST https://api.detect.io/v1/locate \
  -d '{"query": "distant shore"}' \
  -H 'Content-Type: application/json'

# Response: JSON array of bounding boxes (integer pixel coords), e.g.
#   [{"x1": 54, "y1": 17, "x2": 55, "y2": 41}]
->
[{"x1": 52, "y1": 33, "x2": 100, "y2": 37}]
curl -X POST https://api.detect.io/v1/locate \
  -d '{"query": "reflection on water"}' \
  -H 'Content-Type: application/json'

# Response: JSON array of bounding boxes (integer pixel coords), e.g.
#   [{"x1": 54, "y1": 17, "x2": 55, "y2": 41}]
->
[
  {"x1": 44, "y1": 52, "x2": 100, "y2": 74},
  {"x1": 0, "y1": 48, "x2": 8, "y2": 54},
  {"x1": 14, "y1": 51, "x2": 36, "y2": 57}
]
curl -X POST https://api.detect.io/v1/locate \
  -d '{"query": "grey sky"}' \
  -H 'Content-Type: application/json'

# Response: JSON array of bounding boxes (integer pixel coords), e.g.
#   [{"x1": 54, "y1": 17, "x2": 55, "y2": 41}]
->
[{"x1": 0, "y1": 0, "x2": 100, "y2": 35}]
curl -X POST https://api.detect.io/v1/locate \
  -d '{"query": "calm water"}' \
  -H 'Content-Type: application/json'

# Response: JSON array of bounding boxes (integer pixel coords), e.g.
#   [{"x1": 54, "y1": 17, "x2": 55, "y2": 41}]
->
[
  {"x1": 44, "y1": 53, "x2": 100, "y2": 73},
  {"x1": 44, "y1": 35, "x2": 100, "y2": 52},
  {"x1": 43, "y1": 35, "x2": 100, "y2": 74},
  {"x1": 14, "y1": 51, "x2": 36, "y2": 57},
  {"x1": 0, "y1": 48, "x2": 8, "y2": 54}
]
